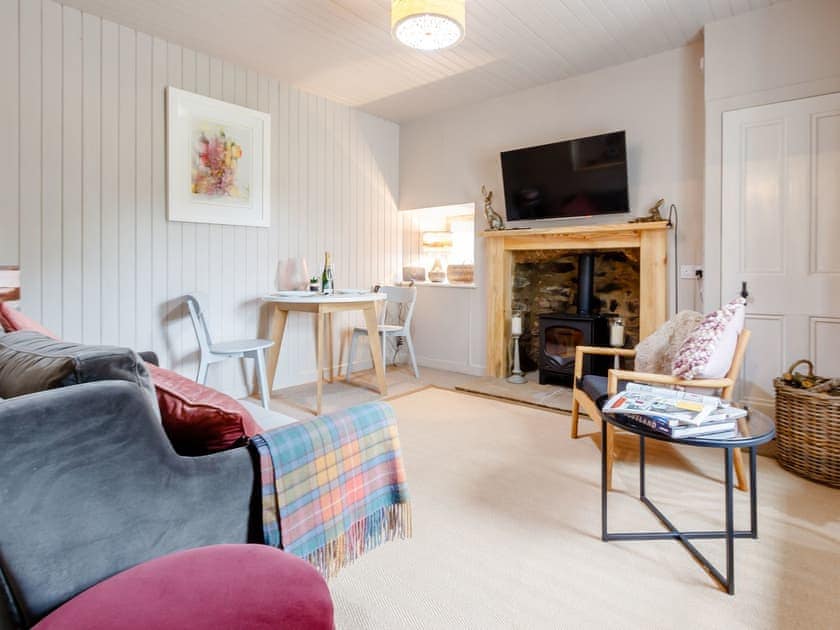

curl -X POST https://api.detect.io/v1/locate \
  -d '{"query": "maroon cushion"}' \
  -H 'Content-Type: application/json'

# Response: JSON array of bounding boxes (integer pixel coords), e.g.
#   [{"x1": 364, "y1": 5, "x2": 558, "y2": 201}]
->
[
  {"x1": 146, "y1": 363, "x2": 263, "y2": 455},
  {"x1": 33, "y1": 545, "x2": 334, "y2": 630},
  {"x1": 0, "y1": 302, "x2": 58, "y2": 338}
]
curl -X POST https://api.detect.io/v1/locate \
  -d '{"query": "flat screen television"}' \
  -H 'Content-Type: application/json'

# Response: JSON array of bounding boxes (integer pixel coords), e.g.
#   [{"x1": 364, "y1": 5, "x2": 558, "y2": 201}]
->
[{"x1": 500, "y1": 131, "x2": 629, "y2": 221}]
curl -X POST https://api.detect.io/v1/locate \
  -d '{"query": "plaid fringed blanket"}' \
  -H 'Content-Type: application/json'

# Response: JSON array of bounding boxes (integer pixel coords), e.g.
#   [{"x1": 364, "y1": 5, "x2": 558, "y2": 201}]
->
[{"x1": 251, "y1": 401, "x2": 411, "y2": 577}]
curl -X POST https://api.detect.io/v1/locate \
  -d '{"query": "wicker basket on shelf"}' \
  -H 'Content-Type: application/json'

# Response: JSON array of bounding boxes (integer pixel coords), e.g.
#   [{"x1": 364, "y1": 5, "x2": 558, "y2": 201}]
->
[{"x1": 773, "y1": 360, "x2": 840, "y2": 488}]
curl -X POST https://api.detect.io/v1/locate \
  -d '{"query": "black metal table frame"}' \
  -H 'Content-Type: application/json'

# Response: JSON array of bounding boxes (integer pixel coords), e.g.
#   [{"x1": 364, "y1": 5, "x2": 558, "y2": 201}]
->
[{"x1": 600, "y1": 426, "x2": 759, "y2": 595}]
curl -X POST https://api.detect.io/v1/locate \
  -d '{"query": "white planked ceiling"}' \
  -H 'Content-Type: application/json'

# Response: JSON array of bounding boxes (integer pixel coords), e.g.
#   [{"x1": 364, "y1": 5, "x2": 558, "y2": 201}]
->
[{"x1": 57, "y1": 0, "x2": 789, "y2": 122}]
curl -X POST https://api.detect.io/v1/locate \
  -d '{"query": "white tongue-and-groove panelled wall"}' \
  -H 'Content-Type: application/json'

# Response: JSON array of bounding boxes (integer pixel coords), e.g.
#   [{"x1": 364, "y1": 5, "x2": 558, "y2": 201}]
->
[{"x1": 0, "y1": 0, "x2": 401, "y2": 398}]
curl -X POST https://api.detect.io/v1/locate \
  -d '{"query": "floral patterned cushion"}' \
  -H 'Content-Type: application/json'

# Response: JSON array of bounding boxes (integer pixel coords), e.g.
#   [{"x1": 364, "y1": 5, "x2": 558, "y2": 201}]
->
[
  {"x1": 635, "y1": 310, "x2": 705, "y2": 375},
  {"x1": 672, "y1": 297, "x2": 746, "y2": 380}
]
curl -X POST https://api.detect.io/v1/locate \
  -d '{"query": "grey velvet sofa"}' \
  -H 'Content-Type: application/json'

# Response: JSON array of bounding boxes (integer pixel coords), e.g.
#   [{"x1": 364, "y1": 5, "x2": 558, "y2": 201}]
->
[{"x1": 0, "y1": 380, "x2": 262, "y2": 628}]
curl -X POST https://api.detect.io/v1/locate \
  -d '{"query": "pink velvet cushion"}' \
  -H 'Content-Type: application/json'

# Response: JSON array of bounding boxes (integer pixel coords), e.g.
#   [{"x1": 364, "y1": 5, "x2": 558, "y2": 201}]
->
[
  {"x1": 33, "y1": 544, "x2": 334, "y2": 630},
  {"x1": 672, "y1": 297, "x2": 746, "y2": 380},
  {"x1": 147, "y1": 363, "x2": 262, "y2": 455},
  {"x1": 0, "y1": 302, "x2": 58, "y2": 338}
]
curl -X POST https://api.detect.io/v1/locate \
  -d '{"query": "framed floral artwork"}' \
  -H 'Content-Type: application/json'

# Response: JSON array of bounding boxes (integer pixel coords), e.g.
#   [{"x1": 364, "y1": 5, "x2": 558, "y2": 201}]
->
[{"x1": 166, "y1": 87, "x2": 271, "y2": 227}]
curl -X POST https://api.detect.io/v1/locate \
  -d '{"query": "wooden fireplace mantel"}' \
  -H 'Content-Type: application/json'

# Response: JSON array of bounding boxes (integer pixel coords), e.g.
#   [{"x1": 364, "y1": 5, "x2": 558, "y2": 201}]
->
[{"x1": 480, "y1": 221, "x2": 670, "y2": 378}]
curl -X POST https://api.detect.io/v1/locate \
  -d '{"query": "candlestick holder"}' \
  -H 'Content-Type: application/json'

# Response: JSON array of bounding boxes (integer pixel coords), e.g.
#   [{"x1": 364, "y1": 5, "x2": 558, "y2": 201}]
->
[
  {"x1": 608, "y1": 316, "x2": 626, "y2": 370},
  {"x1": 507, "y1": 333, "x2": 527, "y2": 384}
]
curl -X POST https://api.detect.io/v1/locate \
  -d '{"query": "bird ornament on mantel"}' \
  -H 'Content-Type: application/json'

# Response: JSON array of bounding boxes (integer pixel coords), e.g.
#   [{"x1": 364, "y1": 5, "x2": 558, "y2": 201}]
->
[{"x1": 629, "y1": 198, "x2": 666, "y2": 223}]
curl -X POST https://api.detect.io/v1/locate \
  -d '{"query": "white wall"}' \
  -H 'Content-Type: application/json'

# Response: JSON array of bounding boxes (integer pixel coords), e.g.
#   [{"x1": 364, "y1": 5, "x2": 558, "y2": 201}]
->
[
  {"x1": 703, "y1": 0, "x2": 840, "y2": 309},
  {"x1": 400, "y1": 44, "x2": 705, "y2": 375},
  {"x1": 704, "y1": 0, "x2": 840, "y2": 103},
  {"x1": 0, "y1": 0, "x2": 401, "y2": 398},
  {"x1": 411, "y1": 285, "x2": 484, "y2": 376}
]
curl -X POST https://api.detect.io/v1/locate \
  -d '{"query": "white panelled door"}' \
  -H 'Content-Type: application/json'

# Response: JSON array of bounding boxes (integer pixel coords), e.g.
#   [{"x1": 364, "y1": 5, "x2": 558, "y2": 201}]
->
[{"x1": 722, "y1": 92, "x2": 840, "y2": 415}]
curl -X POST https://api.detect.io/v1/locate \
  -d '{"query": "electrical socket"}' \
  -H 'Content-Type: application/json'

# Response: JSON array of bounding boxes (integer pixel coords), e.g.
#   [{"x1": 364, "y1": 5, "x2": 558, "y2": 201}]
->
[{"x1": 680, "y1": 265, "x2": 703, "y2": 279}]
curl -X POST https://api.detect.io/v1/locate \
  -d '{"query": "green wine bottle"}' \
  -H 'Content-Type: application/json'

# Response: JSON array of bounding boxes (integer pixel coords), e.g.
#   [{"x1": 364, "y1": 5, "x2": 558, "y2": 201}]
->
[{"x1": 321, "y1": 251, "x2": 335, "y2": 295}]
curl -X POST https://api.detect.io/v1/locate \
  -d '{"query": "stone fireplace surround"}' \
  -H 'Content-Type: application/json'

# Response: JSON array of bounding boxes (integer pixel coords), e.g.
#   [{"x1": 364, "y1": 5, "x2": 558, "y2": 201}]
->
[
  {"x1": 481, "y1": 222, "x2": 669, "y2": 378},
  {"x1": 513, "y1": 250, "x2": 641, "y2": 372}
]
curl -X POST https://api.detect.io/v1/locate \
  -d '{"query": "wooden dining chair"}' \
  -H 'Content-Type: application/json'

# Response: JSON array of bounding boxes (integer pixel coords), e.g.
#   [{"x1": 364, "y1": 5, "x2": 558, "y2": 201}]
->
[{"x1": 571, "y1": 329, "x2": 752, "y2": 491}]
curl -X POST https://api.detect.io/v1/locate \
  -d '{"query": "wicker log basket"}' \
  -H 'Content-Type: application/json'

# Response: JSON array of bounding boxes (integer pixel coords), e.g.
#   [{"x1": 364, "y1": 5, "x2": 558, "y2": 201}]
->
[{"x1": 774, "y1": 360, "x2": 840, "y2": 488}]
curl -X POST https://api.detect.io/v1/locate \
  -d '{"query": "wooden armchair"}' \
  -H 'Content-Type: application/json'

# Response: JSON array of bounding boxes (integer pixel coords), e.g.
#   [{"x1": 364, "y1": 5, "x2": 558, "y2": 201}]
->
[{"x1": 570, "y1": 330, "x2": 751, "y2": 491}]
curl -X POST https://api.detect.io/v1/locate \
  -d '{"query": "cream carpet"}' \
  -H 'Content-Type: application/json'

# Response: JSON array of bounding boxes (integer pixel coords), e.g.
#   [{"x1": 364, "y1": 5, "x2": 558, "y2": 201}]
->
[
  {"x1": 266, "y1": 366, "x2": 428, "y2": 420},
  {"x1": 455, "y1": 371, "x2": 574, "y2": 412},
  {"x1": 328, "y1": 388, "x2": 840, "y2": 630}
]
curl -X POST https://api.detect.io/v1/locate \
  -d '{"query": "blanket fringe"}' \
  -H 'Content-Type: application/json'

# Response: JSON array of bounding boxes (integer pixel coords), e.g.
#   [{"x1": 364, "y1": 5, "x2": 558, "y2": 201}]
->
[{"x1": 305, "y1": 502, "x2": 412, "y2": 579}]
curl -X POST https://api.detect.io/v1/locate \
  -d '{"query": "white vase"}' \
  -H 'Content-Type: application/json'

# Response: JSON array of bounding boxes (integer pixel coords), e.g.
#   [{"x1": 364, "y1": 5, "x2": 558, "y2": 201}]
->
[{"x1": 277, "y1": 258, "x2": 309, "y2": 291}]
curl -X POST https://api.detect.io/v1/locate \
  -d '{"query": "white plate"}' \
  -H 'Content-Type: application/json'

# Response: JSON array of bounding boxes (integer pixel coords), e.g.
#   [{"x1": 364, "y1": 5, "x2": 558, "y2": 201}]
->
[
  {"x1": 335, "y1": 289, "x2": 369, "y2": 295},
  {"x1": 272, "y1": 290, "x2": 315, "y2": 297}
]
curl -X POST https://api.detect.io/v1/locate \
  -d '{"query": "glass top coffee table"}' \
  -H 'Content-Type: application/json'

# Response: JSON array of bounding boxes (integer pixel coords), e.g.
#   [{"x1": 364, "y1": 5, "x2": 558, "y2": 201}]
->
[{"x1": 600, "y1": 408, "x2": 775, "y2": 595}]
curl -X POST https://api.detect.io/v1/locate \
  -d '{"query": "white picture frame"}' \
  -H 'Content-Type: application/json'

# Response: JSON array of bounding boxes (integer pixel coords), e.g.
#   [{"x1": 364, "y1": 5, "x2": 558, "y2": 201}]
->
[{"x1": 166, "y1": 87, "x2": 271, "y2": 227}]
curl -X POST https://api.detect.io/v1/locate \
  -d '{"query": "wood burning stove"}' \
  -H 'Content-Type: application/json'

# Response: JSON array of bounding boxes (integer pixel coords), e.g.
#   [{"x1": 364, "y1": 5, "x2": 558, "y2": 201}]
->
[
  {"x1": 538, "y1": 314, "x2": 609, "y2": 385},
  {"x1": 537, "y1": 252, "x2": 609, "y2": 385}
]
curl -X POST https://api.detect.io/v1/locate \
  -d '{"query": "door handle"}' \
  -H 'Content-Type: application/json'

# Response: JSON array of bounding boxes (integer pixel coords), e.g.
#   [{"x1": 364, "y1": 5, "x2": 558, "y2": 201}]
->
[{"x1": 740, "y1": 281, "x2": 749, "y2": 300}]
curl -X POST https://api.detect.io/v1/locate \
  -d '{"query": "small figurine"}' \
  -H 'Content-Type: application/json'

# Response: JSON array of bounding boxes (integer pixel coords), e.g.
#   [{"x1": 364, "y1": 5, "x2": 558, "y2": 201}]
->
[
  {"x1": 630, "y1": 198, "x2": 666, "y2": 223},
  {"x1": 482, "y1": 185, "x2": 505, "y2": 230}
]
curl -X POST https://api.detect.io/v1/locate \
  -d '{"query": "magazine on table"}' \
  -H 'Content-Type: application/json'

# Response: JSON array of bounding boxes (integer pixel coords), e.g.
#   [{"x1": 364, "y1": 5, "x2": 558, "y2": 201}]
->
[
  {"x1": 624, "y1": 414, "x2": 738, "y2": 439},
  {"x1": 602, "y1": 383, "x2": 747, "y2": 428}
]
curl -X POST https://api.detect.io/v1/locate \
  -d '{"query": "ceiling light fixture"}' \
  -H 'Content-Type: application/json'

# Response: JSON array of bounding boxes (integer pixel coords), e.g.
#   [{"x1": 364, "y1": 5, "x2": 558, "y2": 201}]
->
[{"x1": 391, "y1": 0, "x2": 466, "y2": 51}]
